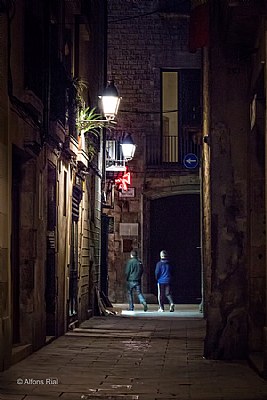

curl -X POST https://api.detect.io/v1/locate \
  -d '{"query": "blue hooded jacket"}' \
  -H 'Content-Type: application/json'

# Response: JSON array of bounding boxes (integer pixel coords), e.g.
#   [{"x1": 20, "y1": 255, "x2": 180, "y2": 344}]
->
[{"x1": 155, "y1": 259, "x2": 172, "y2": 284}]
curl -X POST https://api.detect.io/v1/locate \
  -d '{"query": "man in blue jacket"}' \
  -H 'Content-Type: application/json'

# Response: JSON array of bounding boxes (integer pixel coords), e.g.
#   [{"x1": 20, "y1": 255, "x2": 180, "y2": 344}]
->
[
  {"x1": 125, "y1": 250, "x2": 148, "y2": 312},
  {"x1": 155, "y1": 250, "x2": 175, "y2": 312}
]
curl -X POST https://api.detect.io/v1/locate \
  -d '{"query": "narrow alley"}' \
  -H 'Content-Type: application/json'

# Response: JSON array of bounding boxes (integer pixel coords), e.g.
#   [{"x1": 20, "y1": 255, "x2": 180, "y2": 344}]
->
[
  {"x1": 2, "y1": 0, "x2": 267, "y2": 398},
  {"x1": 0, "y1": 306, "x2": 266, "y2": 400}
]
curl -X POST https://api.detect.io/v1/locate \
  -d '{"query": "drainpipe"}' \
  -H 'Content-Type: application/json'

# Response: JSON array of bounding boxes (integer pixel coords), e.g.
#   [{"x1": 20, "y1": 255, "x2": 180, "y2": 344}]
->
[
  {"x1": 99, "y1": 0, "x2": 108, "y2": 296},
  {"x1": 263, "y1": 21, "x2": 267, "y2": 379},
  {"x1": 43, "y1": 1, "x2": 51, "y2": 143}
]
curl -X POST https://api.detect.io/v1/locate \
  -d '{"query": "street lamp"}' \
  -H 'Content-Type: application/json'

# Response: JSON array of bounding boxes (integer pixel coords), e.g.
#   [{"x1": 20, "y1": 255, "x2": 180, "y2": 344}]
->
[
  {"x1": 121, "y1": 134, "x2": 136, "y2": 160},
  {"x1": 99, "y1": 80, "x2": 121, "y2": 121},
  {"x1": 78, "y1": 80, "x2": 121, "y2": 133}
]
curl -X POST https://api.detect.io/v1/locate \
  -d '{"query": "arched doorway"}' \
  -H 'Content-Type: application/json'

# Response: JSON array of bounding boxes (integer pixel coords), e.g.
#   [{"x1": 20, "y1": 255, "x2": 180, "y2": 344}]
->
[{"x1": 149, "y1": 193, "x2": 201, "y2": 304}]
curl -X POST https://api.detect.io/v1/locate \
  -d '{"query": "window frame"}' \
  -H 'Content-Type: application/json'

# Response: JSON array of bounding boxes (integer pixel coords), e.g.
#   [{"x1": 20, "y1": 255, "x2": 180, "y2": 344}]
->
[{"x1": 160, "y1": 68, "x2": 202, "y2": 165}]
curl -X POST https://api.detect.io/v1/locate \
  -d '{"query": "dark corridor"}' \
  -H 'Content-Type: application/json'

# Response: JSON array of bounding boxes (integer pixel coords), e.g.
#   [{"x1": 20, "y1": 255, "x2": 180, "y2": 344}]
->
[{"x1": 150, "y1": 194, "x2": 201, "y2": 304}]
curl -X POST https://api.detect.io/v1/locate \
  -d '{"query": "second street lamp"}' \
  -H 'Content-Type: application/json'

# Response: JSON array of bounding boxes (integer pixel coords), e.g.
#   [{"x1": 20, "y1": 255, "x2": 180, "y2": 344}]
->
[{"x1": 121, "y1": 134, "x2": 136, "y2": 160}]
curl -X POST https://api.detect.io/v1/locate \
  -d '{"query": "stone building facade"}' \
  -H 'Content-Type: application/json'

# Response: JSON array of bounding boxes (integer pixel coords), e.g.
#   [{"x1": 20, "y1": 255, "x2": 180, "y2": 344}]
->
[{"x1": 0, "y1": 0, "x2": 106, "y2": 371}]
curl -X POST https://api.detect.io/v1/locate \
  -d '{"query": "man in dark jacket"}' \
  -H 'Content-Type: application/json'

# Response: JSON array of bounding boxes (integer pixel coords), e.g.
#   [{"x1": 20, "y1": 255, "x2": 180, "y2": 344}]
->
[
  {"x1": 125, "y1": 250, "x2": 148, "y2": 311},
  {"x1": 155, "y1": 250, "x2": 175, "y2": 312}
]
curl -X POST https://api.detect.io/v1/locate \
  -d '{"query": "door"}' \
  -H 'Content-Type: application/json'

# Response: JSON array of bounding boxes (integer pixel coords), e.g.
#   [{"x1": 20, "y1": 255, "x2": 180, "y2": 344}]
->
[
  {"x1": 46, "y1": 164, "x2": 57, "y2": 336},
  {"x1": 68, "y1": 184, "x2": 82, "y2": 325},
  {"x1": 101, "y1": 214, "x2": 109, "y2": 296},
  {"x1": 150, "y1": 193, "x2": 201, "y2": 304},
  {"x1": 11, "y1": 148, "x2": 21, "y2": 344}
]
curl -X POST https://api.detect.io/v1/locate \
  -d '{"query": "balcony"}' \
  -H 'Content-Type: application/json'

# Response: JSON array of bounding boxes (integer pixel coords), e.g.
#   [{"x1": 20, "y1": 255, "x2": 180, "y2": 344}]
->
[
  {"x1": 105, "y1": 140, "x2": 126, "y2": 173},
  {"x1": 106, "y1": 159, "x2": 126, "y2": 172},
  {"x1": 146, "y1": 126, "x2": 201, "y2": 169}
]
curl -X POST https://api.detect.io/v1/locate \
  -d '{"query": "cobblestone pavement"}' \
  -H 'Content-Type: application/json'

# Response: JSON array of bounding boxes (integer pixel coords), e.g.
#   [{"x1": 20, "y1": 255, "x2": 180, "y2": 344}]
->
[{"x1": 0, "y1": 305, "x2": 267, "y2": 400}]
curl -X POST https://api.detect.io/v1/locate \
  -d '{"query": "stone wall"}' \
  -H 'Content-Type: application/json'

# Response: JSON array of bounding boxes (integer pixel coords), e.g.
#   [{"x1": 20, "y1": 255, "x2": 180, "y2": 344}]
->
[
  {"x1": 247, "y1": 25, "x2": 266, "y2": 352},
  {"x1": 0, "y1": 0, "x2": 106, "y2": 370},
  {"x1": 0, "y1": 11, "x2": 11, "y2": 371},
  {"x1": 204, "y1": 43, "x2": 249, "y2": 359}
]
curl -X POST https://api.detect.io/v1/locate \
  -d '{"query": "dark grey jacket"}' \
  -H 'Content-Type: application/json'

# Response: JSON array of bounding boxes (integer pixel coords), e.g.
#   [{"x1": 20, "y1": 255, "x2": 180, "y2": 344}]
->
[{"x1": 125, "y1": 257, "x2": 144, "y2": 282}]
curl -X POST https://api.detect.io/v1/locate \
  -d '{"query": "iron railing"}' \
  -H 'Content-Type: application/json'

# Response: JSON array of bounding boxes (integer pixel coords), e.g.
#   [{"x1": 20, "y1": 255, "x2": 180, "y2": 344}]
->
[{"x1": 146, "y1": 128, "x2": 201, "y2": 168}]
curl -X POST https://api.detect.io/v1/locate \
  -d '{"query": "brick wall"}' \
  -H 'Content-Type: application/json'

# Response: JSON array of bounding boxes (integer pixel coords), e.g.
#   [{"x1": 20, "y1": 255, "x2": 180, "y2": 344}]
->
[{"x1": 107, "y1": 0, "x2": 200, "y2": 302}]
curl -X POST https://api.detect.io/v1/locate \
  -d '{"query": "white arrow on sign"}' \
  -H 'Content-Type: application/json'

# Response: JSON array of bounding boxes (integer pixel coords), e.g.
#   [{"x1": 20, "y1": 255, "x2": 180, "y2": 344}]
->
[{"x1": 186, "y1": 158, "x2": 197, "y2": 164}]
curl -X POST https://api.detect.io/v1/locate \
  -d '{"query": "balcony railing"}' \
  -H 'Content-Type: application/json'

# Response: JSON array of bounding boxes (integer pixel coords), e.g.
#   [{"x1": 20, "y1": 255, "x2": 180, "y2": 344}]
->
[{"x1": 146, "y1": 127, "x2": 201, "y2": 168}]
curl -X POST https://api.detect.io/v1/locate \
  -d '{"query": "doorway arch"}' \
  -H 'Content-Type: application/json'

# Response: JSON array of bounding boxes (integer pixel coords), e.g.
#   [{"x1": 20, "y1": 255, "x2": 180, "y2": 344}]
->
[{"x1": 149, "y1": 193, "x2": 201, "y2": 304}]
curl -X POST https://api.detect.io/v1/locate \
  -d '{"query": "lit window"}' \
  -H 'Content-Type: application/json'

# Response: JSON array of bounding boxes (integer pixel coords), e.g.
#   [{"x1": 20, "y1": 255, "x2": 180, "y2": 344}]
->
[{"x1": 161, "y1": 69, "x2": 201, "y2": 164}]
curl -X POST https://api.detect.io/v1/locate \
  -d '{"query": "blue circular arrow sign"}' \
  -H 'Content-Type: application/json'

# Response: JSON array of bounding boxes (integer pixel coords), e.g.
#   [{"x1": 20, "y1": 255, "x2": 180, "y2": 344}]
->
[{"x1": 183, "y1": 153, "x2": 198, "y2": 169}]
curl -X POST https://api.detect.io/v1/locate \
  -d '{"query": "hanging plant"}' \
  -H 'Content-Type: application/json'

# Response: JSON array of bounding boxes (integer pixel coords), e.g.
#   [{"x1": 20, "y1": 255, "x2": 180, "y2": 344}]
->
[
  {"x1": 87, "y1": 142, "x2": 98, "y2": 162},
  {"x1": 77, "y1": 106, "x2": 104, "y2": 136},
  {"x1": 71, "y1": 77, "x2": 104, "y2": 135},
  {"x1": 72, "y1": 77, "x2": 88, "y2": 109}
]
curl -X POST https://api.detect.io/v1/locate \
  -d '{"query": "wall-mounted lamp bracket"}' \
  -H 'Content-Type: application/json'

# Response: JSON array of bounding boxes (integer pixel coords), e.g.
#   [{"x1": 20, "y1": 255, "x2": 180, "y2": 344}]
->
[
  {"x1": 78, "y1": 119, "x2": 117, "y2": 132},
  {"x1": 203, "y1": 135, "x2": 210, "y2": 145}
]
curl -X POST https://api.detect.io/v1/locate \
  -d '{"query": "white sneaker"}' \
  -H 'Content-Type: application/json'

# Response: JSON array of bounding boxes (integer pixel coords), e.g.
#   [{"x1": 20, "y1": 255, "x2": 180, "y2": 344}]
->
[
  {"x1": 170, "y1": 304, "x2": 175, "y2": 312},
  {"x1": 158, "y1": 308, "x2": 164, "y2": 312}
]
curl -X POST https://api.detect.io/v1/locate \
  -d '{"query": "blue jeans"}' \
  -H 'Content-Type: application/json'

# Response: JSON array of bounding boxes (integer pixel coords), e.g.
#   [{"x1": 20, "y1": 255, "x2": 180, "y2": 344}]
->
[{"x1": 127, "y1": 281, "x2": 146, "y2": 310}]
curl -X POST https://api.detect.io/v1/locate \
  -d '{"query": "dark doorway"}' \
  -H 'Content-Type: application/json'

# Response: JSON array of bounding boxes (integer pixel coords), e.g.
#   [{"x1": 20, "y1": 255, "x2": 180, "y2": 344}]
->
[
  {"x1": 68, "y1": 182, "x2": 82, "y2": 326},
  {"x1": 11, "y1": 148, "x2": 22, "y2": 344},
  {"x1": 150, "y1": 194, "x2": 201, "y2": 304},
  {"x1": 46, "y1": 163, "x2": 57, "y2": 336},
  {"x1": 101, "y1": 214, "x2": 109, "y2": 296}
]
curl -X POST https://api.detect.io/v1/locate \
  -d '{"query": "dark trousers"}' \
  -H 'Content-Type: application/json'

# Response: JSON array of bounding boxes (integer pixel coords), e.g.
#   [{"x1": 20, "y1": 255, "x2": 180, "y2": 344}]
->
[
  {"x1": 127, "y1": 281, "x2": 146, "y2": 310},
  {"x1": 157, "y1": 283, "x2": 174, "y2": 310}
]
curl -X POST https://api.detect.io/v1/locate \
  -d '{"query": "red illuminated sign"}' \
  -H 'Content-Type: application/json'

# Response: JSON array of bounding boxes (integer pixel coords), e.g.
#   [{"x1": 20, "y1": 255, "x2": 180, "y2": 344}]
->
[{"x1": 115, "y1": 170, "x2": 131, "y2": 191}]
